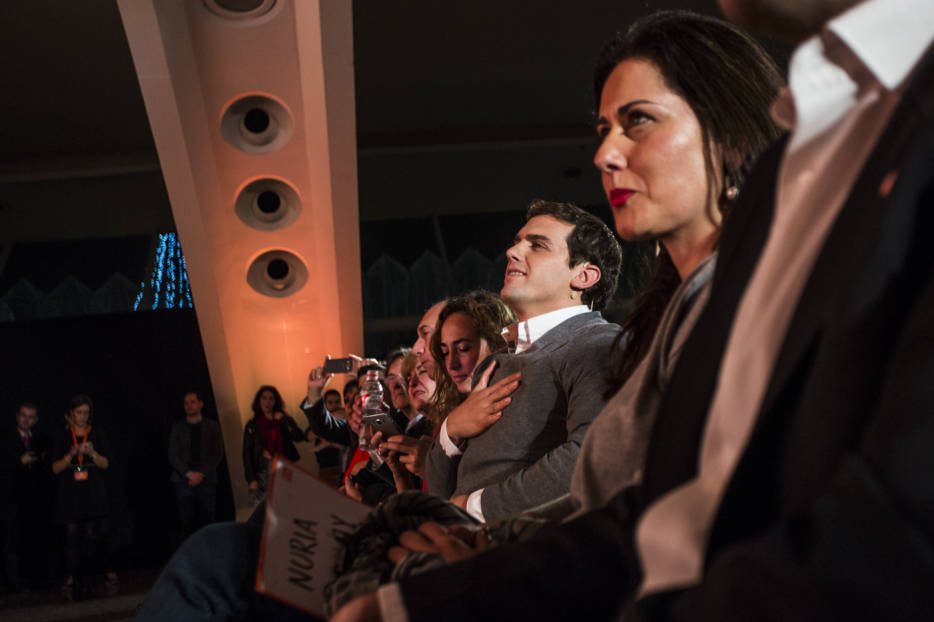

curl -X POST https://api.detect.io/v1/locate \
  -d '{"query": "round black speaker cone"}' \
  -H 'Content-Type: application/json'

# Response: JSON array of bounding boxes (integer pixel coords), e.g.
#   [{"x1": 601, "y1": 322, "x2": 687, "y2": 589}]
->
[
  {"x1": 256, "y1": 191, "x2": 280, "y2": 214},
  {"x1": 266, "y1": 258, "x2": 289, "y2": 280},
  {"x1": 243, "y1": 108, "x2": 270, "y2": 133}
]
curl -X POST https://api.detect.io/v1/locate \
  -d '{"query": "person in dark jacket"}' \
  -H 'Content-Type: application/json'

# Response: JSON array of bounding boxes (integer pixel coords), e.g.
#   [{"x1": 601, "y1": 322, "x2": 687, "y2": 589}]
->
[
  {"x1": 2, "y1": 402, "x2": 49, "y2": 593},
  {"x1": 168, "y1": 391, "x2": 224, "y2": 539},
  {"x1": 241, "y1": 385, "x2": 303, "y2": 507}
]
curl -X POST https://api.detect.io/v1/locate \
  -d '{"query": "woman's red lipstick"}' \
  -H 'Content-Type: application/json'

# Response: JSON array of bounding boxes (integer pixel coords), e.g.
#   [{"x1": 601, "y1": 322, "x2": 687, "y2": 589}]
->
[{"x1": 609, "y1": 188, "x2": 635, "y2": 207}]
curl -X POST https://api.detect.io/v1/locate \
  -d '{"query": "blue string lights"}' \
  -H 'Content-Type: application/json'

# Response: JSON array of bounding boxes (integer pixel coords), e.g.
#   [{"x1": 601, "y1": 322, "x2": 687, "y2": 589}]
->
[{"x1": 134, "y1": 233, "x2": 194, "y2": 311}]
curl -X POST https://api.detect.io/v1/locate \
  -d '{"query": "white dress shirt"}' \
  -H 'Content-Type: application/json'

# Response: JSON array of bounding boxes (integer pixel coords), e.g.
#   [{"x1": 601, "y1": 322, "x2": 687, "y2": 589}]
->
[
  {"x1": 636, "y1": 0, "x2": 934, "y2": 596},
  {"x1": 437, "y1": 304, "x2": 589, "y2": 521}
]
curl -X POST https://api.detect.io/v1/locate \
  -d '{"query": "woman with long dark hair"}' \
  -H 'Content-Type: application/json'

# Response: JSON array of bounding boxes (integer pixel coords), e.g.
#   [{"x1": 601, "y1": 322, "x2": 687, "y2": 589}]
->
[
  {"x1": 599, "y1": 10, "x2": 784, "y2": 387},
  {"x1": 566, "y1": 8, "x2": 784, "y2": 512},
  {"x1": 241, "y1": 385, "x2": 304, "y2": 506}
]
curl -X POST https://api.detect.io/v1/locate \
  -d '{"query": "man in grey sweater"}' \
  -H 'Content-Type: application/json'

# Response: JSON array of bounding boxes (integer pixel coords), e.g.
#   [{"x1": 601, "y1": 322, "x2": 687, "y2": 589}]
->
[{"x1": 427, "y1": 200, "x2": 623, "y2": 521}]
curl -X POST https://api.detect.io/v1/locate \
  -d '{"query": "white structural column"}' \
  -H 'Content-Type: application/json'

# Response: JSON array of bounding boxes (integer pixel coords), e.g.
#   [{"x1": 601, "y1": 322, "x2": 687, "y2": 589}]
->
[{"x1": 118, "y1": 0, "x2": 362, "y2": 517}]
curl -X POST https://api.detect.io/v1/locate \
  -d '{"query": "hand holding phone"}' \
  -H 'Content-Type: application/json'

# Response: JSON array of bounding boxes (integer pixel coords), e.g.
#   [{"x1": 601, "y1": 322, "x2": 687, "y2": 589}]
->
[
  {"x1": 362, "y1": 412, "x2": 402, "y2": 439},
  {"x1": 324, "y1": 357, "x2": 354, "y2": 374}
]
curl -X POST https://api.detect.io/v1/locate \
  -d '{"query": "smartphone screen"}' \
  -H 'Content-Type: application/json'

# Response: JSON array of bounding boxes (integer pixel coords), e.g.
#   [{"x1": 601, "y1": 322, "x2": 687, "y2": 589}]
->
[
  {"x1": 362, "y1": 413, "x2": 401, "y2": 438},
  {"x1": 323, "y1": 357, "x2": 354, "y2": 374}
]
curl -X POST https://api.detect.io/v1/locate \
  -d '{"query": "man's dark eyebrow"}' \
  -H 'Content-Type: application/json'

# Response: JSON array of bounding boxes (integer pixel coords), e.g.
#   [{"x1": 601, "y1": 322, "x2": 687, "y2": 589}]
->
[
  {"x1": 596, "y1": 99, "x2": 654, "y2": 127},
  {"x1": 525, "y1": 233, "x2": 552, "y2": 247}
]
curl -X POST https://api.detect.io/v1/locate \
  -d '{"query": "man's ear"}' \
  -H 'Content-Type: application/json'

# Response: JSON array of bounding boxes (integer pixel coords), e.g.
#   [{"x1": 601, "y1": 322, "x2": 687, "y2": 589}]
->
[{"x1": 571, "y1": 263, "x2": 601, "y2": 292}]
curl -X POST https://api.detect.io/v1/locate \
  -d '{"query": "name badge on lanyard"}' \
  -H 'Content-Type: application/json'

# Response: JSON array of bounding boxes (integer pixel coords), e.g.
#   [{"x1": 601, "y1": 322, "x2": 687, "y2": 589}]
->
[{"x1": 71, "y1": 426, "x2": 91, "y2": 481}]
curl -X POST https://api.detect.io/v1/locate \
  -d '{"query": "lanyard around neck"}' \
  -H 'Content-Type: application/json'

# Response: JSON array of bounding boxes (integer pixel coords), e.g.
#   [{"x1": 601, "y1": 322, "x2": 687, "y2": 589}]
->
[{"x1": 71, "y1": 426, "x2": 90, "y2": 465}]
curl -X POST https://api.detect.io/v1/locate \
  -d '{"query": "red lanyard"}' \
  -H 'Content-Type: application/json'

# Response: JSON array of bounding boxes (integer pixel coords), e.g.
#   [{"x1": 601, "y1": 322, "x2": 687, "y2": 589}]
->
[{"x1": 71, "y1": 426, "x2": 90, "y2": 465}]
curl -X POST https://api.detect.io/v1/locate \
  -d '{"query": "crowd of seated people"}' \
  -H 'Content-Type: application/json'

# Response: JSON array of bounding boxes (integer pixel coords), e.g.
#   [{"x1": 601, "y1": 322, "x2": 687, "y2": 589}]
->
[{"x1": 139, "y1": 1, "x2": 934, "y2": 620}]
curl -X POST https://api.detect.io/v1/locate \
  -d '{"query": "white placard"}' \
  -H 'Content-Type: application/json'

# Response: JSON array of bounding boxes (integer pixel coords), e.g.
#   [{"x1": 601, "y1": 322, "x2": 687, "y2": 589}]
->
[{"x1": 256, "y1": 456, "x2": 370, "y2": 618}]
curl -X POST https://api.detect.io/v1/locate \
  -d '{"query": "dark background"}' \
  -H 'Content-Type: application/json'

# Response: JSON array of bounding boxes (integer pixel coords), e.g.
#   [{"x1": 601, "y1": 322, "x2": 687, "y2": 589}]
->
[{"x1": 2, "y1": 310, "x2": 236, "y2": 571}]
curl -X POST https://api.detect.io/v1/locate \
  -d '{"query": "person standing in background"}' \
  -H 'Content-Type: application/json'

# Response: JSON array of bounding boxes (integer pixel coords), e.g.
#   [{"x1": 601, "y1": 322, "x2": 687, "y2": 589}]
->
[
  {"x1": 51, "y1": 395, "x2": 110, "y2": 601},
  {"x1": 242, "y1": 385, "x2": 304, "y2": 506},
  {"x1": 168, "y1": 391, "x2": 224, "y2": 541},
  {"x1": 2, "y1": 402, "x2": 49, "y2": 594}
]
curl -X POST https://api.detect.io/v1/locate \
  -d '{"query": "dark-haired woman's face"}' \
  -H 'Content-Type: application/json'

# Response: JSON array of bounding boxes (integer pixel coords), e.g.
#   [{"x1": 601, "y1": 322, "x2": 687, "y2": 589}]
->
[
  {"x1": 594, "y1": 58, "x2": 721, "y2": 249},
  {"x1": 71, "y1": 404, "x2": 90, "y2": 427},
  {"x1": 260, "y1": 390, "x2": 275, "y2": 415},
  {"x1": 438, "y1": 312, "x2": 489, "y2": 393}
]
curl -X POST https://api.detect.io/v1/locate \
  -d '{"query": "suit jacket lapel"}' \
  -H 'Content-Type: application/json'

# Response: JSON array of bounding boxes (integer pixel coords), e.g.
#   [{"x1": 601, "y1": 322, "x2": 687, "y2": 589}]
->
[
  {"x1": 640, "y1": 138, "x2": 786, "y2": 504},
  {"x1": 758, "y1": 49, "x2": 934, "y2": 421}
]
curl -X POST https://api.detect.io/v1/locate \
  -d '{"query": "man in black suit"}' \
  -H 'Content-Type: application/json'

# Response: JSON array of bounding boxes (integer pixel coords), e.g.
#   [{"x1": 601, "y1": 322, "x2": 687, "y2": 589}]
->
[
  {"x1": 334, "y1": 0, "x2": 934, "y2": 619},
  {"x1": 2, "y1": 402, "x2": 48, "y2": 593}
]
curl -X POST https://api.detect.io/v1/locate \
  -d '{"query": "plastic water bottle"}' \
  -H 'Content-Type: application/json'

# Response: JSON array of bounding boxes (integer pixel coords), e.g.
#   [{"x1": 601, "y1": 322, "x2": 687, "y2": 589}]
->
[{"x1": 358, "y1": 370, "x2": 385, "y2": 450}]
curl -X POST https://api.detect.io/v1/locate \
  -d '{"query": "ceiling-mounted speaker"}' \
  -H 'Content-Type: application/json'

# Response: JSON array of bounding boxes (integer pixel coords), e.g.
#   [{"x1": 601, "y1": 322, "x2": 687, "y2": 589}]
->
[
  {"x1": 221, "y1": 94, "x2": 293, "y2": 154},
  {"x1": 202, "y1": 0, "x2": 277, "y2": 20},
  {"x1": 246, "y1": 249, "x2": 308, "y2": 297},
  {"x1": 234, "y1": 177, "x2": 301, "y2": 230}
]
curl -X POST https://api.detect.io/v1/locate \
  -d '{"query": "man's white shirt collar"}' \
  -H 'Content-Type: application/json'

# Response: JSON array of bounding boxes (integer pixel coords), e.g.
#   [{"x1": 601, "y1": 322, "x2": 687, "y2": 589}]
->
[
  {"x1": 502, "y1": 305, "x2": 589, "y2": 354},
  {"x1": 772, "y1": 0, "x2": 934, "y2": 139},
  {"x1": 830, "y1": 0, "x2": 934, "y2": 91}
]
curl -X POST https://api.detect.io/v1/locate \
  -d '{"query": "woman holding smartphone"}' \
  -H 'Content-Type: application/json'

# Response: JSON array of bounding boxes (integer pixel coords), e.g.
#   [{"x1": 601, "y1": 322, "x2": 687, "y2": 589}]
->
[{"x1": 51, "y1": 394, "x2": 110, "y2": 601}]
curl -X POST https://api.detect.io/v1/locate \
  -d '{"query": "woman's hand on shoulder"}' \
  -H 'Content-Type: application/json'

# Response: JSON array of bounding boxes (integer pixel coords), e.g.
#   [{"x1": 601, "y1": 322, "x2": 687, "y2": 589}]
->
[{"x1": 445, "y1": 361, "x2": 521, "y2": 444}]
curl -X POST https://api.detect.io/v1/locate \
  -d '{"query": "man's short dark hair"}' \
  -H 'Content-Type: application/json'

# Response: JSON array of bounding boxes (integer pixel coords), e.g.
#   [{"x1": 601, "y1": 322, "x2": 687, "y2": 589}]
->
[
  {"x1": 18, "y1": 401, "x2": 38, "y2": 413},
  {"x1": 183, "y1": 390, "x2": 204, "y2": 402},
  {"x1": 324, "y1": 389, "x2": 341, "y2": 400},
  {"x1": 526, "y1": 199, "x2": 623, "y2": 311}
]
